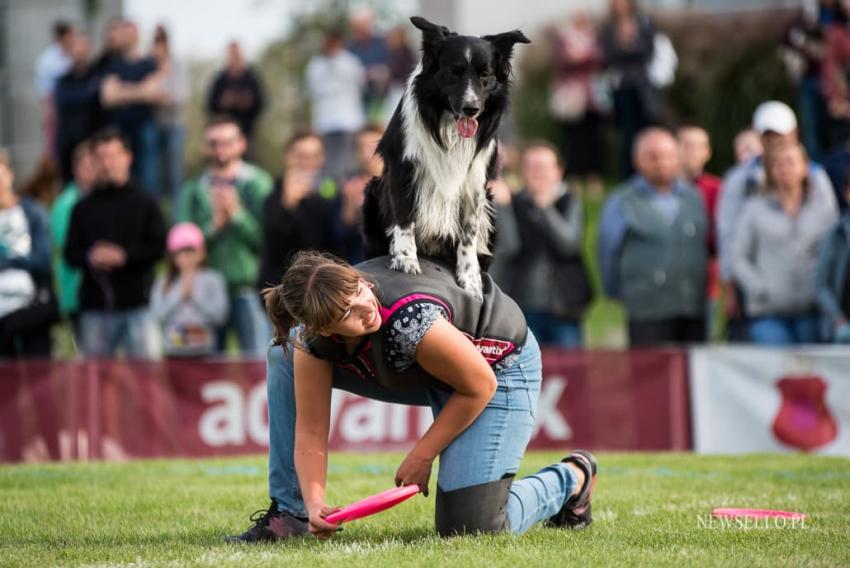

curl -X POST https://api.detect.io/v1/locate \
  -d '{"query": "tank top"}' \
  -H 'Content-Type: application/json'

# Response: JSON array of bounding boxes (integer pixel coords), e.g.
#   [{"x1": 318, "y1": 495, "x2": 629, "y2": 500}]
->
[{"x1": 300, "y1": 257, "x2": 528, "y2": 391}]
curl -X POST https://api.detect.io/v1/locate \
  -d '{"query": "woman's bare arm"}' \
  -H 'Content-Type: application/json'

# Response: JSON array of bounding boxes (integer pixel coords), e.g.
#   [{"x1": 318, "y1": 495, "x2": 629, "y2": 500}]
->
[
  {"x1": 292, "y1": 348, "x2": 340, "y2": 537},
  {"x1": 395, "y1": 317, "x2": 497, "y2": 494}
]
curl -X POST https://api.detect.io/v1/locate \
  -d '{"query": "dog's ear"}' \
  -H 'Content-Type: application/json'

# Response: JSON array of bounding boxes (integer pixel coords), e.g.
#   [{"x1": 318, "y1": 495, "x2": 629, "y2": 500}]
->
[
  {"x1": 481, "y1": 30, "x2": 531, "y2": 81},
  {"x1": 410, "y1": 16, "x2": 453, "y2": 55}
]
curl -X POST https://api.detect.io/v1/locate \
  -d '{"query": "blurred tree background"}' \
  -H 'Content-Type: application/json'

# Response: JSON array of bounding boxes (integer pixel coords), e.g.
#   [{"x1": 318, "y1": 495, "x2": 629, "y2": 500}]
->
[
  {"x1": 173, "y1": 5, "x2": 799, "y2": 347},
  {"x1": 181, "y1": 0, "x2": 410, "y2": 180},
  {"x1": 514, "y1": 8, "x2": 797, "y2": 180},
  {"x1": 181, "y1": 6, "x2": 797, "y2": 183}
]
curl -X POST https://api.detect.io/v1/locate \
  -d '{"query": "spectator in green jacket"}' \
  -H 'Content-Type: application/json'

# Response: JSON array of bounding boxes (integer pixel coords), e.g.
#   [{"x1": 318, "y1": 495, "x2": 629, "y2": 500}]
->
[
  {"x1": 50, "y1": 140, "x2": 98, "y2": 322},
  {"x1": 178, "y1": 115, "x2": 272, "y2": 355}
]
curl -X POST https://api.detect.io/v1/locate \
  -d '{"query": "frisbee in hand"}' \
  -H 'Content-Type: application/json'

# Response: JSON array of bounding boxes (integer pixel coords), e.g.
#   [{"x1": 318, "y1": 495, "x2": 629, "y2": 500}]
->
[
  {"x1": 325, "y1": 485, "x2": 420, "y2": 524},
  {"x1": 711, "y1": 508, "x2": 806, "y2": 520}
]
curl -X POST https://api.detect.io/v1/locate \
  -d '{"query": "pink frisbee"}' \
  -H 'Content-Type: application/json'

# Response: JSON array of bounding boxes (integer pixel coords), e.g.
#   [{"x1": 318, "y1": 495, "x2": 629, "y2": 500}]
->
[
  {"x1": 325, "y1": 485, "x2": 420, "y2": 524},
  {"x1": 712, "y1": 508, "x2": 807, "y2": 520}
]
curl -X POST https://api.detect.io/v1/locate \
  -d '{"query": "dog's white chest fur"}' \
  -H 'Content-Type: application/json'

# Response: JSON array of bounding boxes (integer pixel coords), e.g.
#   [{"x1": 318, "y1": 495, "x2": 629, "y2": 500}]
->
[{"x1": 400, "y1": 69, "x2": 495, "y2": 256}]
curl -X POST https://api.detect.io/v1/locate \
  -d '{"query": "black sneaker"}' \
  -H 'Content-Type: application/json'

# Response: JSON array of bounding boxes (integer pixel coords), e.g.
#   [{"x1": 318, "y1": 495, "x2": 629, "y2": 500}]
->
[
  {"x1": 225, "y1": 500, "x2": 309, "y2": 543},
  {"x1": 546, "y1": 450, "x2": 598, "y2": 530}
]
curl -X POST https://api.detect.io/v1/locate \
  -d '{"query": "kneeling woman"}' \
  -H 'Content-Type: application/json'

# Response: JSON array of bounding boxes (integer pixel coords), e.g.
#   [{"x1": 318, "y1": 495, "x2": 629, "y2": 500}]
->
[{"x1": 229, "y1": 252, "x2": 597, "y2": 541}]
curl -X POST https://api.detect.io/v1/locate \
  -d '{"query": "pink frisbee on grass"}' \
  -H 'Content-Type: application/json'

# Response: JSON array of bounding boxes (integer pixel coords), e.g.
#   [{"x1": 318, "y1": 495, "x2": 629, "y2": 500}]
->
[
  {"x1": 711, "y1": 508, "x2": 806, "y2": 520},
  {"x1": 325, "y1": 485, "x2": 421, "y2": 524}
]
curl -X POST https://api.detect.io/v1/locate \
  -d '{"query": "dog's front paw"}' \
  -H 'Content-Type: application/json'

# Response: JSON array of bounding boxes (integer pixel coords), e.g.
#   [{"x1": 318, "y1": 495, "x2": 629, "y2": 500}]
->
[
  {"x1": 456, "y1": 268, "x2": 483, "y2": 301},
  {"x1": 389, "y1": 254, "x2": 422, "y2": 275}
]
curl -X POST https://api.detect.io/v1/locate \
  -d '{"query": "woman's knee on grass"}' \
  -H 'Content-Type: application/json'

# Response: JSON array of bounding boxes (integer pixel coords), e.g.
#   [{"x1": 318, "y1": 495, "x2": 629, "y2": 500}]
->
[{"x1": 434, "y1": 476, "x2": 514, "y2": 537}]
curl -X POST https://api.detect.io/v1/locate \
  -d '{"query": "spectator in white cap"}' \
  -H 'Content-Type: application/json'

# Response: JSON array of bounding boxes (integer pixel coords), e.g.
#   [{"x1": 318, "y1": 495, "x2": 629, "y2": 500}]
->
[
  {"x1": 716, "y1": 100, "x2": 837, "y2": 340},
  {"x1": 150, "y1": 222, "x2": 229, "y2": 357}
]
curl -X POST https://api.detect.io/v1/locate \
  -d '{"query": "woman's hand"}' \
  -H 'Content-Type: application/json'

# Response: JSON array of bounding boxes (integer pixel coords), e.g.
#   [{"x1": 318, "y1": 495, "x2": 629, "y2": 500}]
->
[
  {"x1": 307, "y1": 504, "x2": 342, "y2": 540},
  {"x1": 401, "y1": 317, "x2": 497, "y2": 496},
  {"x1": 395, "y1": 450, "x2": 434, "y2": 496}
]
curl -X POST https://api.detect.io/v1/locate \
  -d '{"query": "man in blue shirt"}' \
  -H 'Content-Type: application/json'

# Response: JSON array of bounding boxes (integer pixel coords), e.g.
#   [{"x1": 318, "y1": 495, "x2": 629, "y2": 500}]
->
[{"x1": 598, "y1": 127, "x2": 709, "y2": 347}]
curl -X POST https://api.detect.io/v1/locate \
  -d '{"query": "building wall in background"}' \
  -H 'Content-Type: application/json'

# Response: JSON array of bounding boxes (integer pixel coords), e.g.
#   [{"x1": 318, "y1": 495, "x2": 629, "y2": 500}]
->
[{"x1": 420, "y1": 0, "x2": 798, "y2": 36}]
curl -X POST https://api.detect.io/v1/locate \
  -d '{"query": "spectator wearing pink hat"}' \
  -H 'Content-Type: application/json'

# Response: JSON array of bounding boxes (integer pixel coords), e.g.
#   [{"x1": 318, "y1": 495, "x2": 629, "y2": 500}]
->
[{"x1": 150, "y1": 222, "x2": 228, "y2": 357}]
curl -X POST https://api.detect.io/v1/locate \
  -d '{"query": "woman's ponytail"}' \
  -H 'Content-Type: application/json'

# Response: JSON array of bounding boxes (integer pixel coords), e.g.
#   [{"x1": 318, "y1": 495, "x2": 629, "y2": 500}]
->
[
  {"x1": 262, "y1": 250, "x2": 365, "y2": 355},
  {"x1": 262, "y1": 283, "x2": 298, "y2": 353}
]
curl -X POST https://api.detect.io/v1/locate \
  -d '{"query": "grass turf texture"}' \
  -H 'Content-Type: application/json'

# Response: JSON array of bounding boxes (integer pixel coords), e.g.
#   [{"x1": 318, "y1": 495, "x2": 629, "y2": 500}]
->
[{"x1": 2, "y1": 452, "x2": 848, "y2": 567}]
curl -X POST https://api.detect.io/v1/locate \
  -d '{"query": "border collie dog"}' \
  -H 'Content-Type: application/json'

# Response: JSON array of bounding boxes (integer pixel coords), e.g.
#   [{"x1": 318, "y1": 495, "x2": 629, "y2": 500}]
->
[{"x1": 362, "y1": 17, "x2": 529, "y2": 299}]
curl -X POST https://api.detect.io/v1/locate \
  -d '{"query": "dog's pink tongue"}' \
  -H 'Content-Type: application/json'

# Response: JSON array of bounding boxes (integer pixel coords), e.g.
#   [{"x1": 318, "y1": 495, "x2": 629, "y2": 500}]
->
[{"x1": 456, "y1": 117, "x2": 479, "y2": 138}]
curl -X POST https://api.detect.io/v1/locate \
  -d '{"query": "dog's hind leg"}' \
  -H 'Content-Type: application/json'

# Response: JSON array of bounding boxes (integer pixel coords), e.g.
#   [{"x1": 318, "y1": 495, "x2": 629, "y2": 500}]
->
[
  {"x1": 362, "y1": 177, "x2": 390, "y2": 259},
  {"x1": 384, "y1": 159, "x2": 421, "y2": 274},
  {"x1": 478, "y1": 149, "x2": 500, "y2": 273}
]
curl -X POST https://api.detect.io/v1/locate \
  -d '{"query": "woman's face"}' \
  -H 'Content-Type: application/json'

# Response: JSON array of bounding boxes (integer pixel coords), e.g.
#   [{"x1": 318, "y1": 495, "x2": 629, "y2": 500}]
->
[
  {"x1": 611, "y1": 0, "x2": 634, "y2": 18},
  {"x1": 73, "y1": 151, "x2": 98, "y2": 190},
  {"x1": 320, "y1": 280, "x2": 382, "y2": 338},
  {"x1": 285, "y1": 137, "x2": 324, "y2": 174},
  {"x1": 522, "y1": 147, "x2": 562, "y2": 198},
  {"x1": 769, "y1": 146, "x2": 807, "y2": 190}
]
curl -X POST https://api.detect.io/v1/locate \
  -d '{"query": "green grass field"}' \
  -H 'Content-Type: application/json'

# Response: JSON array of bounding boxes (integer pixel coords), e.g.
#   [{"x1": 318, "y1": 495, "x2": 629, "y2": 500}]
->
[{"x1": 2, "y1": 452, "x2": 849, "y2": 567}]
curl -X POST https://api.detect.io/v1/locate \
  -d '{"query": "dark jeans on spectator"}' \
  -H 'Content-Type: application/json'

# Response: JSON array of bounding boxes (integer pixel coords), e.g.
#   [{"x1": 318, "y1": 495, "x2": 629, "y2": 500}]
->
[
  {"x1": 561, "y1": 111, "x2": 604, "y2": 178},
  {"x1": 321, "y1": 130, "x2": 356, "y2": 182},
  {"x1": 215, "y1": 289, "x2": 270, "y2": 357},
  {"x1": 627, "y1": 317, "x2": 706, "y2": 347},
  {"x1": 0, "y1": 299, "x2": 58, "y2": 358},
  {"x1": 829, "y1": 118, "x2": 850, "y2": 153},
  {"x1": 798, "y1": 76, "x2": 827, "y2": 162},
  {"x1": 119, "y1": 120, "x2": 159, "y2": 195},
  {"x1": 725, "y1": 283, "x2": 751, "y2": 343},
  {"x1": 524, "y1": 310, "x2": 583, "y2": 348},
  {"x1": 79, "y1": 308, "x2": 158, "y2": 358},
  {"x1": 613, "y1": 85, "x2": 654, "y2": 179},
  {"x1": 157, "y1": 122, "x2": 185, "y2": 214}
]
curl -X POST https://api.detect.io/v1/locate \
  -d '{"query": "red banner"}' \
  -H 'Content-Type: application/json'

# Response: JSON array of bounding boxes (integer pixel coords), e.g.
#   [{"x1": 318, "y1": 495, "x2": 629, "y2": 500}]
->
[{"x1": 0, "y1": 350, "x2": 689, "y2": 463}]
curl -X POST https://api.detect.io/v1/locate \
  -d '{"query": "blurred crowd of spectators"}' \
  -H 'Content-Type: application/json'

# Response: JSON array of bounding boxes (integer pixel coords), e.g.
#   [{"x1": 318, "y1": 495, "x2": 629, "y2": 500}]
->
[{"x1": 6, "y1": 2, "x2": 850, "y2": 360}]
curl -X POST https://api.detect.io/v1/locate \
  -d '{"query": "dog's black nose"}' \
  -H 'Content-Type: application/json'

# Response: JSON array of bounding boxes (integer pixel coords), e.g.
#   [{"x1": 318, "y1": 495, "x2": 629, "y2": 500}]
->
[{"x1": 462, "y1": 106, "x2": 480, "y2": 117}]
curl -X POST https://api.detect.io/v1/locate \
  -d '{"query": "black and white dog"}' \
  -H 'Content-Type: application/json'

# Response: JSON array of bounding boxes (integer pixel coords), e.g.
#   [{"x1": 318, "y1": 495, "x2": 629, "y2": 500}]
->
[{"x1": 362, "y1": 17, "x2": 529, "y2": 299}]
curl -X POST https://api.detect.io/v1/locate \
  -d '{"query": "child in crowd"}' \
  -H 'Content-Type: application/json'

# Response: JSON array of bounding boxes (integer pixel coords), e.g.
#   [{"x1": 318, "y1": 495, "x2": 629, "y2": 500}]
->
[{"x1": 150, "y1": 223, "x2": 228, "y2": 357}]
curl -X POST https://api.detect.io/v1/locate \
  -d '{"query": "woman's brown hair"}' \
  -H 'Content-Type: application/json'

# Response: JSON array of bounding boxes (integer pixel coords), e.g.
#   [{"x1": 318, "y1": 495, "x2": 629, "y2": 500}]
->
[{"x1": 262, "y1": 251, "x2": 367, "y2": 351}]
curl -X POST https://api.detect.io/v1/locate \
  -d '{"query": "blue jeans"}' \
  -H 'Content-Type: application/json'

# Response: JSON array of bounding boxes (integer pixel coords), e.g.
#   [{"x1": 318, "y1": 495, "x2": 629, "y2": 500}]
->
[
  {"x1": 79, "y1": 307, "x2": 160, "y2": 358},
  {"x1": 156, "y1": 123, "x2": 185, "y2": 213},
  {"x1": 321, "y1": 131, "x2": 356, "y2": 182},
  {"x1": 267, "y1": 330, "x2": 580, "y2": 534},
  {"x1": 749, "y1": 315, "x2": 820, "y2": 345},
  {"x1": 121, "y1": 120, "x2": 159, "y2": 195},
  {"x1": 613, "y1": 85, "x2": 655, "y2": 179},
  {"x1": 216, "y1": 289, "x2": 271, "y2": 357},
  {"x1": 523, "y1": 310, "x2": 582, "y2": 348}
]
